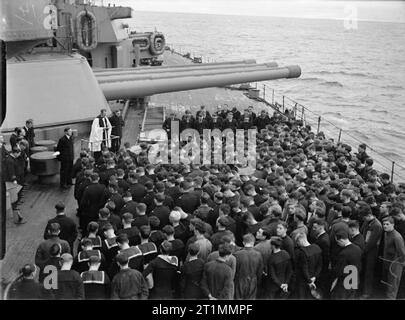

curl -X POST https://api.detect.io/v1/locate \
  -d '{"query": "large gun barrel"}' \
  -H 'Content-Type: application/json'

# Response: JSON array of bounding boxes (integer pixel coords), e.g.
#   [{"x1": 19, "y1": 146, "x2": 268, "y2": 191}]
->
[
  {"x1": 96, "y1": 63, "x2": 279, "y2": 83},
  {"x1": 100, "y1": 65, "x2": 301, "y2": 100},
  {"x1": 93, "y1": 59, "x2": 258, "y2": 75}
]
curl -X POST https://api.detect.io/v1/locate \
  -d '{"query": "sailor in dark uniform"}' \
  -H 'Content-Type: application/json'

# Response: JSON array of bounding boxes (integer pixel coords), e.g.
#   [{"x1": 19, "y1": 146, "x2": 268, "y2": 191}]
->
[
  {"x1": 8, "y1": 264, "x2": 51, "y2": 300},
  {"x1": 136, "y1": 225, "x2": 158, "y2": 265},
  {"x1": 175, "y1": 180, "x2": 200, "y2": 214},
  {"x1": 233, "y1": 234, "x2": 264, "y2": 300},
  {"x1": 180, "y1": 243, "x2": 205, "y2": 299},
  {"x1": 100, "y1": 223, "x2": 120, "y2": 271},
  {"x1": 73, "y1": 238, "x2": 106, "y2": 274},
  {"x1": 85, "y1": 222, "x2": 103, "y2": 251},
  {"x1": 117, "y1": 233, "x2": 143, "y2": 270},
  {"x1": 81, "y1": 255, "x2": 111, "y2": 299},
  {"x1": 111, "y1": 253, "x2": 149, "y2": 300},
  {"x1": 116, "y1": 213, "x2": 141, "y2": 246},
  {"x1": 142, "y1": 240, "x2": 180, "y2": 299},
  {"x1": 119, "y1": 191, "x2": 138, "y2": 216}
]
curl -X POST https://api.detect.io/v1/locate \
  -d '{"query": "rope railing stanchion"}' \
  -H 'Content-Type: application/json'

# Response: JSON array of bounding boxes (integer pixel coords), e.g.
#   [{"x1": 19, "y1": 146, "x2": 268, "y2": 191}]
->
[
  {"x1": 392, "y1": 161, "x2": 395, "y2": 183},
  {"x1": 317, "y1": 116, "x2": 321, "y2": 134},
  {"x1": 272, "y1": 89, "x2": 275, "y2": 105},
  {"x1": 263, "y1": 85, "x2": 266, "y2": 100},
  {"x1": 282, "y1": 96, "x2": 285, "y2": 111},
  {"x1": 338, "y1": 129, "x2": 342, "y2": 143}
]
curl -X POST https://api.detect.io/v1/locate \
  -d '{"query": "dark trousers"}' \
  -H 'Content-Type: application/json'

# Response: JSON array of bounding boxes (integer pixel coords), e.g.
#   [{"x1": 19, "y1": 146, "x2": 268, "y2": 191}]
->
[
  {"x1": 60, "y1": 159, "x2": 73, "y2": 186},
  {"x1": 111, "y1": 136, "x2": 121, "y2": 153},
  {"x1": 361, "y1": 249, "x2": 378, "y2": 296}
]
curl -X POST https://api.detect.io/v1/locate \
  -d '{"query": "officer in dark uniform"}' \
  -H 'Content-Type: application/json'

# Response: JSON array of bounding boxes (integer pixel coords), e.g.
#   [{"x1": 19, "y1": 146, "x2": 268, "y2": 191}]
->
[
  {"x1": 81, "y1": 255, "x2": 111, "y2": 299},
  {"x1": 109, "y1": 109, "x2": 125, "y2": 153},
  {"x1": 254, "y1": 110, "x2": 270, "y2": 132},
  {"x1": 56, "y1": 127, "x2": 74, "y2": 189},
  {"x1": 22, "y1": 119, "x2": 35, "y2": 151},
  {"x1": 221, "y1": 112, "x2": 238, "y2": 132},
  {"x1": 209, "y1": 113, "x2": 223, "y2": 130},
  {"x1": 180, "y1": 111, "x2": 195, "y2": 132},
  {"x1": 162, "y1": 112, "x2": 180, "y2": 140},
  {"x1": 238, "y1": 114, "x2": 253, "y2": 130},
  {"x1": 194, "y1": 113, "x2": 209, "y2": 135}
]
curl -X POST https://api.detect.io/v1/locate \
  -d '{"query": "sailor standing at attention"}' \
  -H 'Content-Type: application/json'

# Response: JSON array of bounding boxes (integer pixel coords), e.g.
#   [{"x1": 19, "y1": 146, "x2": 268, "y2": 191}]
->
[{"x1": 90, "y1": 109, "x2": 112, "y2": 161}]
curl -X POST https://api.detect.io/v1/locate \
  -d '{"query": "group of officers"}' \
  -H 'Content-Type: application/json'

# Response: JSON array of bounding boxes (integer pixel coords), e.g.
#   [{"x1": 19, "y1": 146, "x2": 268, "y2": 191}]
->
[
  {"x1": 6, "y1": 105, "x2": 405, "y2": 300},
  {"x1": 163, "y1": 105, "x2": 273, "y2": 137}
]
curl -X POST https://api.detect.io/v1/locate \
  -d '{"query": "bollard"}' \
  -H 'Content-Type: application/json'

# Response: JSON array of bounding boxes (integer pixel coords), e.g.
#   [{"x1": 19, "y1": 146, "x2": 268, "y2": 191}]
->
[
  {"x1": 317, "y1": 116, "x2": 321, "y2": 134},
  {"x1": 391, "y1": 162, "x2": 395, "y2": 183},
  {"x1": 338, "y1": 129, "x2": 342, "y2": 143},
  {"x1": 282, "y1": 96, "x2": 285, "y2": 111}
]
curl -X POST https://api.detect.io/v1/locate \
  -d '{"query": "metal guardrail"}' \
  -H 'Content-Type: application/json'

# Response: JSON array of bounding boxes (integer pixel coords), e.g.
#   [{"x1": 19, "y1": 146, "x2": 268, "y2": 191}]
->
[
  {"x1": 258, "y1": 83, "x2": 405, "y2": 183},
  {"x1": 80, "y1": 135, "x2": 120, "y2": 154},
  {"x1": 166, "y1": 44, "x2": 216, "y2": 64}
]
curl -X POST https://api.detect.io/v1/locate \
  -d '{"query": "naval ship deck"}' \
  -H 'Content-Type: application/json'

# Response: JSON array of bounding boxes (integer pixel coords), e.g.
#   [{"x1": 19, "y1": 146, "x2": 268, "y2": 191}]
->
[{"x1": 0, "y1": 49, "x2": 269, "y2": 288}]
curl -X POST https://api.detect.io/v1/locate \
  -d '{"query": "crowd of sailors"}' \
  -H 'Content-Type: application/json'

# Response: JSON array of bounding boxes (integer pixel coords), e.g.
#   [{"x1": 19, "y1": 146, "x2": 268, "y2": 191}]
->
[{"x1": 3, "y1": 105, "x2": 405, "y2": 300}]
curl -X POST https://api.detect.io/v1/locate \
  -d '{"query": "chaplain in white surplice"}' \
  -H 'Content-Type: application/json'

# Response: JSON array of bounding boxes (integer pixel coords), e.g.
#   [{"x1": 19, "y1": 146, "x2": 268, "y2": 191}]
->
[{"x1": 89, "y1": 109, "x2": 112, "y2": 159}]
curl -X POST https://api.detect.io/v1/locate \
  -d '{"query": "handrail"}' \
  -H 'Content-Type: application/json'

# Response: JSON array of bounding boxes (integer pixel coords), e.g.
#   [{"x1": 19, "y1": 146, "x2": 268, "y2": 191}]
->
[
  {"x1": 166, "y1": 43, "x2": 217, "y2": 64},
  {"x1": 258, "y1": 83, "x2": 405, "y2": 183}
]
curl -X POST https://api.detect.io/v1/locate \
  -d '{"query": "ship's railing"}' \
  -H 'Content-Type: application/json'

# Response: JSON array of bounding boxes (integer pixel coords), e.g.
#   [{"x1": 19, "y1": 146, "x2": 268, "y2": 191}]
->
[
  {"x1": 257, "y1": 83, "x2": 405, "y2": 183},
  {"x1": 165, "y1": 44, "x2": 216, "y2": 64},
  {"x1": 80, "y1": 136, "x2": 120, "y2": 155}
]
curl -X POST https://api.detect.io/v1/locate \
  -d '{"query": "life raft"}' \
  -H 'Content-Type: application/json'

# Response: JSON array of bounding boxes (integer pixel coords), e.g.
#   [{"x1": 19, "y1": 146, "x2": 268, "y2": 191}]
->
[
  {"x1": 149, "y1": 32, "x2": 166, "y2": 55},
  {"x1": 76, "y1": 10, "x2": 98, "y2": 51},
  {"x1": 132, "y1": 37, "x2": 150, "y2": 51}
]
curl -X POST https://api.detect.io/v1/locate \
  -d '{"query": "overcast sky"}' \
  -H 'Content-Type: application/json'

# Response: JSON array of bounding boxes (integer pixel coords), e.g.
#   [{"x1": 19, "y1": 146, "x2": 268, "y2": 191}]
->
[{"x1": 95, "y1": 0, "x2": 405, "y2": 22}]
